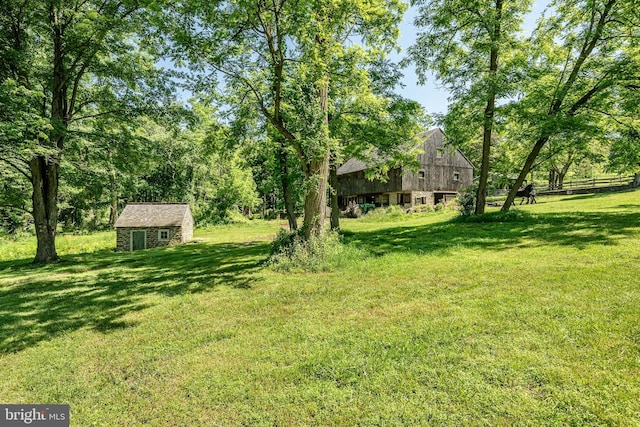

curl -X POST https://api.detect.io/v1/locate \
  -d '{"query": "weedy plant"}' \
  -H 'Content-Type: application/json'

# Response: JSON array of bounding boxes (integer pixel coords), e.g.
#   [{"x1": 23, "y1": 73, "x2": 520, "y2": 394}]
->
[
  {"x1": 268, "y1": 228, "x2": 364, "y2": 272},
  {"x1": 360, "y1": 205, "x2": 407, "y2": 222}
]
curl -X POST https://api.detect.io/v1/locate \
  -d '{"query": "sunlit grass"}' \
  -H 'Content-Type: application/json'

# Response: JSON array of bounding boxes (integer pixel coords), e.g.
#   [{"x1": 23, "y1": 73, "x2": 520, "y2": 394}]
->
[{"x1": 0, "y1": 190, "x2": 639, "y2": 425}]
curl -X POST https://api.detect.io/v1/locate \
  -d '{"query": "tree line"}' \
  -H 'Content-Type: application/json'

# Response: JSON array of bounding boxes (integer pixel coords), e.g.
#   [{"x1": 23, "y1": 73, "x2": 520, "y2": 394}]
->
[{"x1": 1, "y1": 0, "x2": 638, "y2": 263}]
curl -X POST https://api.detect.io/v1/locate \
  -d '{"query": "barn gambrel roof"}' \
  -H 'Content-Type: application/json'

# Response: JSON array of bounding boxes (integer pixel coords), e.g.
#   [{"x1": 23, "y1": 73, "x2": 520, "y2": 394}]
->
[
  {"x1": 336, "y1": 128, "x2": 473, "y2": 176},
  {"x1": 114, "y1": 203, "x2": 192, "y2": 228}
]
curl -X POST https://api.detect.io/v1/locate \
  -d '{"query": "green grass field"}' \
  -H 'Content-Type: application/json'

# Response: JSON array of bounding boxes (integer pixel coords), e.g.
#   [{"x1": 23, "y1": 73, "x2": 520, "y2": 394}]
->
[{"x1": 1, "y1": 191, "x2": 639, "y2": 425}]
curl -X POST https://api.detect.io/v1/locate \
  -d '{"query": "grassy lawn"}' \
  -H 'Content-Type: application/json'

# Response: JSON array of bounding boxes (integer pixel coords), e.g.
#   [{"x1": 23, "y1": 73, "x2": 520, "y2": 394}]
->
[{"x1": 1, "y1": 191, "x2": 639, "y2": 425}]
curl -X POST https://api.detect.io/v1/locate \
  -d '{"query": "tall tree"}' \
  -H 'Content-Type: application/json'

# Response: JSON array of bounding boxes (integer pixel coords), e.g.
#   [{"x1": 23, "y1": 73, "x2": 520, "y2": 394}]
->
[
  {"x1": 408, "y1": 0, "x2": 532, "y2": 214},
  {"x1": 163, "y1": 0, "x2": 406, "y2": 238},
  {"x1": 0, "y1": 0, "x2": 169, "y2": 262},
  {"x1": 501, "y1": 0, "x2": 640, "y2": 210}
]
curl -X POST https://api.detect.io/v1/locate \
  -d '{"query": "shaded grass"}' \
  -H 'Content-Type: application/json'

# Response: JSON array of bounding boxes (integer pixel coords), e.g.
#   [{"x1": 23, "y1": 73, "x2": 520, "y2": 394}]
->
[
  {"x1": 0, "y1": 192, "x2": 639, "y2": 425},
  {"x1": 0, "y1": 240, "x2": 269, "y2": 354}
]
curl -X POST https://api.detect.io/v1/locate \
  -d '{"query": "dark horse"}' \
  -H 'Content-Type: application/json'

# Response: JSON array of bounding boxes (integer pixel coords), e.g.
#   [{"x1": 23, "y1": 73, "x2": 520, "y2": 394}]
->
[{"x1": 513, "y1": 183, "x2": 537, "y2": 205}]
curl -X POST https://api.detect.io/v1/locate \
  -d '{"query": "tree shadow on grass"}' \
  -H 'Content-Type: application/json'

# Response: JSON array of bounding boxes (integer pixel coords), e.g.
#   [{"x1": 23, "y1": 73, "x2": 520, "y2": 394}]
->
[
  {"x1": 0, "y1": 240, "x2": 269, "y2": 354},
  {"x1": 343, "y1": 210, "x2": 640, "y2": 256}
]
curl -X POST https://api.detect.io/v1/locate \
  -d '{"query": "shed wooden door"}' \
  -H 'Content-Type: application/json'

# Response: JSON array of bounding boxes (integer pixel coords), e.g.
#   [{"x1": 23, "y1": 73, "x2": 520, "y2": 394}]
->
[{"x1": 131, "y1": 230, "x2": 146, "y2": 251}]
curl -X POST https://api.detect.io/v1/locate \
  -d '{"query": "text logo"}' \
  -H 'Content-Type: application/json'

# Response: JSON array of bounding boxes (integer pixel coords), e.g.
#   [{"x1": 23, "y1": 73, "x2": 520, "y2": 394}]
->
[{"x1": 1, "y1": 405, "x2": 69, "y2": 427}]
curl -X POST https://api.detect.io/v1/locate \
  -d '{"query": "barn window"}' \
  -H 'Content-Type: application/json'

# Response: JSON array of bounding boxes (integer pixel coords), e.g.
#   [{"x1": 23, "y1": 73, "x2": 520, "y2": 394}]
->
[
  {"x1": 436, "y1": 149, "x2": 443, "y2": 159},
  {"x1": 418, "y1": 170, "x2": 425, "y2": 179},
  {"x1": 158, "y1": 229, "x2": 170, "y2": 241},
  {"x1": 453, "y1": 171, "x2": 460, "y2": 181}
]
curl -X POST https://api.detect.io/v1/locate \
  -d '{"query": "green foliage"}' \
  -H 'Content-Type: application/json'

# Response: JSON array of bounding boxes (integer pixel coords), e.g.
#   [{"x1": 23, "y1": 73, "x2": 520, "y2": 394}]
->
[
  {"x1": 411, "y1": 204, "x2": 435, "y2": 214},
  {"x1": 268, "y1": 229, "x2": 363, "y2": 272},
  {"x1": 498, "y1": 0, "x2": 640, "y2": 209},
  {"x1": 161, "y1": 0, "x2": 417, "y2": 238},
  {"x1": 608, "y1": 129, "x2": 640, "y2": 174},
  {"x1": 453, "y1": 209, "x2": 532, "y2": 223},
  {"x1": 360, "y1": 203, "x2": 457, "y2": 221},
  {"x1": 433, "y1": 202, "x2": 446, "y2": 211},
  {"x1": 456, "y1": 184, "x2": 478, "y2": 216},
  {"x1": 0, "y1": 0, "x2": 180, "y2": 259},
  {"x1": 269, "y1": 228, "x2": 305, "y2": 257},
  {"x1": 408, "y1": 0, "x2": 533, "y2": 214},
  {"x1": 360, "y1": 205, "x2": 407, "y2": 222}
]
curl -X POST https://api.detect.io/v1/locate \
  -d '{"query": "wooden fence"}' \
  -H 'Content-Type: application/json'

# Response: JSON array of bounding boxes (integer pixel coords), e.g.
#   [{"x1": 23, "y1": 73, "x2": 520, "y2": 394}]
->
[
  {"x1": 535, "y1": 175, "x2": 636, "y2": 195},
  {"x1": 488, "y1": 175, "x2": 636, "y2": 197}
]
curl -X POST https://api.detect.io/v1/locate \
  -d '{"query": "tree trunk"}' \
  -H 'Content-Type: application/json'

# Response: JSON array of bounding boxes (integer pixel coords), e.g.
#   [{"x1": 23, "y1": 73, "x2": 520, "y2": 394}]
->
[
  {"x1": 30, "y1": 4, "x2": 66, "y2": 263},
  {"x1": 474, "y1": 0, "x2": 502, "y2": 215},
  {"x1": 557, "y1": 171, "x2": 566, "y2": 190},
  {"x1": 329, "y1": 160, "x2": 339, "y2": 231},
  {"x1": 277, "y1": 137, "x2": 297, "y2": 230},
  {"x1": 109, "y1": 162, "x2": 119, "y2": 227},
  {"x1": 30, "y1": 156, "x2": 60, "y2": 263},
  {"x1": 502, "y1": 136, "x2": 549, "y2": 210},
  {"x1": 302, "y1": 153, "x2": 330, "y2": 239},
  {"x1": 557, "y1": 158, "x2": 572, "y2": 190},
  {"x1": 109, "y1": 187, "x2": 118, "y2": 227},
  {"x1": 475, "y1": 113, "x2": 493, "y2": 214},
  {"x1": 548, "y1": 167, "x2": 557, "y2": 190},
  {"x1": 302, "y1": 51, "x2": 330, "y2": 240}
]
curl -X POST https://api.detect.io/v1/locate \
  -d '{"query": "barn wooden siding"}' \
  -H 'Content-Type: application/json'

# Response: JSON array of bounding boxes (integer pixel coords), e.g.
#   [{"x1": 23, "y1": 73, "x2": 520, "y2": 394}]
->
[
  {"x1": 403, "y1": 129, "x2": 473, "y2": 193},
  {"x1": 337, "y1": 128, "x2": 473, "y2": 207},
  {"x1": 338, "y1": 167, "x2": 403, "y2": 197}
]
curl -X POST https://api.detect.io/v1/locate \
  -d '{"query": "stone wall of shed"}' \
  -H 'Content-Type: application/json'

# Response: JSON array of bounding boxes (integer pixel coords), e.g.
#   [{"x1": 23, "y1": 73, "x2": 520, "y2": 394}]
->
[
  {"x1": 181, "y1": 213, "x2": 194, "y2": 242},
  {"x1": 116, "y1": 226, "x2": 183, "y2": 252}
]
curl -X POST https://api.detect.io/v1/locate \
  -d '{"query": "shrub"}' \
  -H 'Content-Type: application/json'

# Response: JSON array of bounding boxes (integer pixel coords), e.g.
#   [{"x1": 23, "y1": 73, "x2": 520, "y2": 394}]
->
[
  {"x1": 411, "y1": 204, "x2": 435, "y2": 214},
  {"x1": 360, "y1": 205, "x2": 407, "y2": 222},
  {"x1": 453, "y1": 209, "x2": 533, "y2": 223},
  {"x1": 456, "y1": 184, "x2": 478, "y2": 216},
  {"x1": 269, "y1": 227, "x2": 304, "y2": 256},
  {"x1": 268, "y1": 229, "x2": 363, "y2": 272}
]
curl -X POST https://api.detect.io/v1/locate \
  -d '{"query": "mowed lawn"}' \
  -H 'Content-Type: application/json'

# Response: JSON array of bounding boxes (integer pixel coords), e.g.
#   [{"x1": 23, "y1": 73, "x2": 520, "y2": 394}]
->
[{"x1": 0, "y1": 191, "x2": 639, "y2": 426}]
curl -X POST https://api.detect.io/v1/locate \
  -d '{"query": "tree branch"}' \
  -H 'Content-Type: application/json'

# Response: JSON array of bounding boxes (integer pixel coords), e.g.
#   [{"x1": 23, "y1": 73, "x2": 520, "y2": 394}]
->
[
  {"x1": 0, "y1": 156, "x2": 32, "y2": 181},
  {"x1": 0, "y1": 203, "x2": 33, "y2": 216},
  {"x1": 69, "y1": 109, "x2": 129, "y2": 123}
]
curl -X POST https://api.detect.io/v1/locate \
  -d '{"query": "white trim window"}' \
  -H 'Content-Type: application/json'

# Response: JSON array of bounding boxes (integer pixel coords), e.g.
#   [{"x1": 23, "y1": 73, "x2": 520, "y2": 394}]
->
[
  {"x1": 453, "y1": 171, "x2": 460, "y2": 181},
  {"x1": 158, "y1": 229, "x2": 170, "y2": 241}
]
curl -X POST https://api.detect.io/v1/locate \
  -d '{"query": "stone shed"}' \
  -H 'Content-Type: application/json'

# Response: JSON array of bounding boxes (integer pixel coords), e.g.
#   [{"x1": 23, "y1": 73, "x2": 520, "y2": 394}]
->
[{"x1": 114, "y1": 203, "x2": 194, "y2": 252}]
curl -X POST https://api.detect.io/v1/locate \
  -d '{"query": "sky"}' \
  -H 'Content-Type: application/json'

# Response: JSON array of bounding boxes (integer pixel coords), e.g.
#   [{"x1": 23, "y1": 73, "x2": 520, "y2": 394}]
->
[
  {"x1": 167, "y1": 1, "x2": 551, "y2": 116},
  {"x1": 391, "y1": 1, "x2": 550, "y2": 116}
]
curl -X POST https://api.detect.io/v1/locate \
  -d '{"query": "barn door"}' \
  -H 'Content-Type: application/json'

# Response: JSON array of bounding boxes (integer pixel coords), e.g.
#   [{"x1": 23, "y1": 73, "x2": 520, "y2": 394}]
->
[{"x1": 131, "y1": 230, "x2": 146, "y2": 251}]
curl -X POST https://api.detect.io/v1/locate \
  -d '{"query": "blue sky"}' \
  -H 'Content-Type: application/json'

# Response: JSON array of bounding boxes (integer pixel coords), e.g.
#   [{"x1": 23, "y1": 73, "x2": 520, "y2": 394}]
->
[
  {"x1": 167, "y1": 1, "x2": 551, "y2": 116},
  {"x1": 392, "y1": 1, "x2": 550, "y2": 116}
]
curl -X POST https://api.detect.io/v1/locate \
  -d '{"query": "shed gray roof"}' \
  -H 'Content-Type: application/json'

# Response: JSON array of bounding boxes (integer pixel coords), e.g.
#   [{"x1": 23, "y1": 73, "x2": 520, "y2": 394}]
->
[{"x1": 114, "y1": 203, "x2": 192, "y2": 228}]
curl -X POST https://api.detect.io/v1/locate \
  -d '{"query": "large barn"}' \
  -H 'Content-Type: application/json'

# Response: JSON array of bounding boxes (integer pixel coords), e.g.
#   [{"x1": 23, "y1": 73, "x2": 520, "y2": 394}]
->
[
  {"x1": 337, "y1": 128, "x2": 473, "y2": 208},
  {"x1": 114, "y1": 203, "x2": 194, "y2": 252}
]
